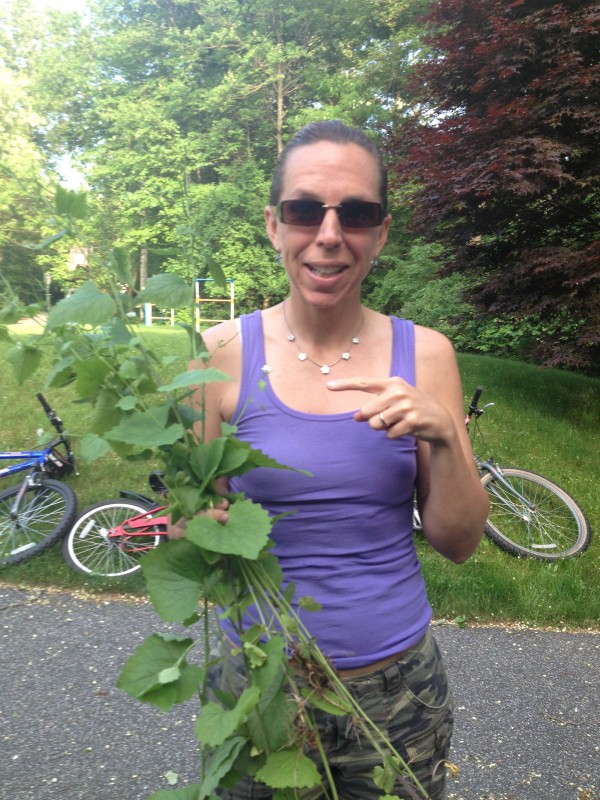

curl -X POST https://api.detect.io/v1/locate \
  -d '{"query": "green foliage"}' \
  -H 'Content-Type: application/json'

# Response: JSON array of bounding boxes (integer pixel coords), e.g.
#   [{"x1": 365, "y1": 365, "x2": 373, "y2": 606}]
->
[
  {"x1": 0, "y1": 0, "x2": 436, "y2": 318},
  {"x1": 389, "y1": 0, "x2": 600, "y2": 373}
]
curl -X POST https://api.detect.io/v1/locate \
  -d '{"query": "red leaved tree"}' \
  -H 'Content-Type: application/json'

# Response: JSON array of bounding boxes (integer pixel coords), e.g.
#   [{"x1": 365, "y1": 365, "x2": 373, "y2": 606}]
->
[{"x1": 389, "y1": 0, "x2": 600, "y2": 371}]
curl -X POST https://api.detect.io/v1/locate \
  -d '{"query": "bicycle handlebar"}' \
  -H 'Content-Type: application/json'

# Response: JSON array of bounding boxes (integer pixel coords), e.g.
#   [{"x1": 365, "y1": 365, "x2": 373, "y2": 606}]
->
[
  {"x1": 36, "y1": 393, "x2": 64, "y2": 434},
  {"x1": 467, "y1": 386, "x2": 484, "y2": 416}
]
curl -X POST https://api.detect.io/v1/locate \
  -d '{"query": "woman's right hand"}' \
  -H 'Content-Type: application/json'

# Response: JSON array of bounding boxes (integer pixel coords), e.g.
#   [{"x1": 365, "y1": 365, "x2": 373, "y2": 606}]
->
[{"x1": 167, "y1": 497, "x2": 230, "y2": 539}]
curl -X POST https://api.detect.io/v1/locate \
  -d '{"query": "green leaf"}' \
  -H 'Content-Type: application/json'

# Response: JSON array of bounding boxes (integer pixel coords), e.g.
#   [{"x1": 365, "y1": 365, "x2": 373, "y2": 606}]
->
[
  {"x1": 119, "y1": 357, "x2": 143, "y2": 380},
  {"x1": 301, "y1": 687, "x2": 353, "y2": 717},
  {"x1": 117, "y1": 395, "x2": 138, "y2": 410},
  {"x1": 214, "y1": 438, "x2": 253, "y2": 478},
  {"x1": 106, "y1": 407, "x2": 184, "y2": 447},
  {"x1": 109, "y1": 246, "x2": 133, "y2": 285},
  {"x1": 189, "y1": 438, "x2": 226, "y2": 489},
  {"x1": 196, "y1": 686, "x2": 261, "y2": 747},
  {"x1": 185, "y1": 498, "x2": 272, "y2": 560},
  {"x1": 254, "y1": 750, "x2": 320, "y2": 790},
  {"x1": 47, "y1": 281, "x2": 116, "y2": 329},
  {"x1": 103, "y1": 316, "x2": 134, "y2": 346},
  {"x1": 197, "y1": 736, "x2": 246, "y2": 800},
  {"x1": 169, "y1": 484, "x2": 207, "y2": 519},
  {"x1": 46, "y1": 355, "x2": 76, "y2": 388},
  {"x1": 251, "y1": 636, "x2": 286, "y2": 694},
  {"x1": 158, "y1": 368, "x2": 232, "y2": 392},
  {"x1": 35, "y1": 229, "x2": 70, "y2": 249},
  {"x1": 135, "y1": 274, "x2": 192, "y2": 309},
  {"x1": 242, "y1": 642, "x2": 267, "y2": 668},
  {"x1": 216, "y1": 439, "x2": 310, "y2": 479},
  {"x1": 178, "y1": 323, "x2": 207, "y2": 360},
  {"x1": 117, "y1": 633, "x2": 201, "y2": 711},
  {"x1": 90, "y1": 388, "x2": 123, "y2": 434},
  {"x1": 142, "y1": 540, "x2": 214, "y2": 622},
  {"x1": 0, "y1": 298, "x2": 25, "y2": 324},
  {"x1": 6, "y1": 342, "x2": 43, "y2": 384},
  {"x1": 74, "y1": 356, "x2": 112, "y2": 398},
  {"x1": 248, "y1": 688, "x2": 294, "y2": 754},
  {"x1": 206, "y1": 254, "x2": 227, "y2": 290},
  {"x1": 55, "y1": 185, "x2": 87, "y2": 219},
  {"x1": 298, "y1": 596, "x2": 321, "y2": 612},
  {"x1": 79, "y1": 433, "x2": 111, "y2": 460},
  {"x1": 373, "y1": 758, "x2": 403, "y2": 794}
]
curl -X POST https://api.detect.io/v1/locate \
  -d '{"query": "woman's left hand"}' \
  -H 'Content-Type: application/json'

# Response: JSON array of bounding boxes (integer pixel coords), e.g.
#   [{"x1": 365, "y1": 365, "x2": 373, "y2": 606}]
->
[{"x1": 327, "y1": 376, "x2": 455, "y2": 446}]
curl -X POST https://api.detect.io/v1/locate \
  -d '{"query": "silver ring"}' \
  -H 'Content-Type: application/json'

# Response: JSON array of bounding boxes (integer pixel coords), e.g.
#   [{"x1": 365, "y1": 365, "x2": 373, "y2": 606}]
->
[{"x1": 378, "y1": 411, "x2": 390, "y2": 428}]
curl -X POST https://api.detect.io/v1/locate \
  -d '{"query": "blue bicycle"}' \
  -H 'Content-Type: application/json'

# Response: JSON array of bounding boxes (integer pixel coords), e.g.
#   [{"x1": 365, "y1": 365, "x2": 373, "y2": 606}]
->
[{"x1": 0, "y1": 394, "x2": 78, "y2": 565}]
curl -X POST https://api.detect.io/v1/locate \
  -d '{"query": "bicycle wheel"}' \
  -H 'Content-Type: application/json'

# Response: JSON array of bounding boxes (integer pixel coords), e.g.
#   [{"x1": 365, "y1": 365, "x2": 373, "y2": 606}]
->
[
  {"x1": 62, "y1": 499, "x2": 163, "y2": 578},
  {"x1": 481, "y1": 468, "x2": 591, "y2": 560},
  {"x1": 0, "y1": 478, "x2": 78, "y2": 565}
]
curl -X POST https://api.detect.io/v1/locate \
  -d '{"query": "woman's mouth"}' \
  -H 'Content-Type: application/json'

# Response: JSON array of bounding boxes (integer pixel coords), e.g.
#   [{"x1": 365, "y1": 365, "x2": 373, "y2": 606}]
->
[{"x1": 307, "y1": 264, "x2": 346, "y2": 277}]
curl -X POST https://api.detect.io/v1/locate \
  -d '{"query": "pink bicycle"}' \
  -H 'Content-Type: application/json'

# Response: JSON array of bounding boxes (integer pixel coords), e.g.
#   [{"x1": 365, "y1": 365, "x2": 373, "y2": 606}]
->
[{"x1": 62, "y1": 473, "x2": 168, "y2": 577}]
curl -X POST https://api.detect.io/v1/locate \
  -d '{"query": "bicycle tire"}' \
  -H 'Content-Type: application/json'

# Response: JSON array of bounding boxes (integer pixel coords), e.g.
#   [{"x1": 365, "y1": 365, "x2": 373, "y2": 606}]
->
[
  {"x1": 62, "y1": 499, "x2": 163, "y2": 578},
  {"x1": 0, "y1": 478, "x2": 78, "y2": 565},
  {"x1": 481, "y1": 467, "x2": 591, "y2": 560}
]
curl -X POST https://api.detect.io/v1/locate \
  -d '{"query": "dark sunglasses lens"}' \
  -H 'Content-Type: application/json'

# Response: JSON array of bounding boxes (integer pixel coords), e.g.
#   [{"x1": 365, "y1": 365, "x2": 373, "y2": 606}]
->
[
  {"x1": 279, "y1": 200, "x2": 323, "y2": 226},
  {"x1": 278, "y1": 200, "x2": 383, "y2": 228},
  {"x1": 338, "y1": 202, "x2": 383, "y2": 228}
]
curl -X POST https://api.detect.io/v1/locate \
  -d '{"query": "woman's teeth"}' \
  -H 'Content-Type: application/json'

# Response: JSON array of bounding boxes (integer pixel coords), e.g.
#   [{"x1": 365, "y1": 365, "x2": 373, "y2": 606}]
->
[{"x1": 309, "y1": 265, "x2": 345, "y2": 276}]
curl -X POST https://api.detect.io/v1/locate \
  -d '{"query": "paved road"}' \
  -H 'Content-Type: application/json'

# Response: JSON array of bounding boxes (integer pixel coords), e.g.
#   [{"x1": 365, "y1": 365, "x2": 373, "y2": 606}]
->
[{"x1": 1, "y1": 584, "x2": 598, "y2": 800}]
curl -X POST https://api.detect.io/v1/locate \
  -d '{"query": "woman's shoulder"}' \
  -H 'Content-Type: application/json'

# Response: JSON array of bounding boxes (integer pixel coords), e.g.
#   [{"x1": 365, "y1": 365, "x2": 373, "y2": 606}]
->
[
  {"x1": 195, "y1": 318, "x2": 242, "y2": 372},
  {"x1": 414, "y1": 324, "x2": 460, "y2": 389},
  {"x1": 414, "y1": 323, "x2": 454, "y2": 349}
]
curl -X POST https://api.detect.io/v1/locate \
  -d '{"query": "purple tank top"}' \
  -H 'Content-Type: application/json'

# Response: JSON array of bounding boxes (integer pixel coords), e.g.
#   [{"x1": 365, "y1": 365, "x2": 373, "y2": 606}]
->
[{"x1": 229, "y1": 311, "x2": 431, "y2": 669}]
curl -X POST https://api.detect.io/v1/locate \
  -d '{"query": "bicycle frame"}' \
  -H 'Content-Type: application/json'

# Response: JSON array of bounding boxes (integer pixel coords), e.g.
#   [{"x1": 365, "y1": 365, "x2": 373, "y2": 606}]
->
[
  {"x1": 0, "y1": 394, "x2": 76, "y2": 482},
  {"x1": 467, "y1": 398, "x2": 543, "y2": 514},
  {"x1": 97, "y1": 494, "x2": 168, "y2": 555},
  {"x1": 0, "y1": 449, "x2": 62, "y2": 480}
]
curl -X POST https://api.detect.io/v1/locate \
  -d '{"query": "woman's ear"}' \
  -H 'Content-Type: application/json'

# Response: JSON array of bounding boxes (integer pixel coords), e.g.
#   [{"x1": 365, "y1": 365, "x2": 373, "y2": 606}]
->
[
  {"x1": 375, "y1": 213, "x2": 392, "y2": 256},
  {"x1": 264, "y1": 205, "x2": 280, "y2": 251}
]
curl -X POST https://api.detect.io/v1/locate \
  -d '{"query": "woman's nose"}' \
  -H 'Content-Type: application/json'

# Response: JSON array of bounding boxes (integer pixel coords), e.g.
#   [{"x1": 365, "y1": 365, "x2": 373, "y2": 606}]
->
[{"x1": 316, "y1": 207, "x2": 343, "y2": 246}]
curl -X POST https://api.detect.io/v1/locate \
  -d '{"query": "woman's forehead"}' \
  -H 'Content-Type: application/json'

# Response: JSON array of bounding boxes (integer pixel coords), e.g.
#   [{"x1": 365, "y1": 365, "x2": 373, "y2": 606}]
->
[{"x1": 281, "y1": 141, "x2": 380, "y2": 198}]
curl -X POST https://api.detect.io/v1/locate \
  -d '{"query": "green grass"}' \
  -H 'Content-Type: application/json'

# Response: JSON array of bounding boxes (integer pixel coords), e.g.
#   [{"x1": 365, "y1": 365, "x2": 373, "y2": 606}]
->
[{"x1": 1, "y1": 326, "x2": 599, "y2": 628}]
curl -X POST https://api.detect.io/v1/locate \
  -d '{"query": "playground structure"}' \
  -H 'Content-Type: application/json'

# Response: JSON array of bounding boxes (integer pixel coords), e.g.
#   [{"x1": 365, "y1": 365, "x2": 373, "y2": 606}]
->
[{"x1": 142, "y1": 278, "x2": 235, "y2": 330}]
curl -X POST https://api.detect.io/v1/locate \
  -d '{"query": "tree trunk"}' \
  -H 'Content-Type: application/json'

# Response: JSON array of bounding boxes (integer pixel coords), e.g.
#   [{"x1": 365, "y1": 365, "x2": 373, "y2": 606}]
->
[
  {"x1": 139, "y1": 246, "x2": 149, "y2": 290},
  {"x1": 276, "y1": 69, "x2": 284, "y2": 155}
]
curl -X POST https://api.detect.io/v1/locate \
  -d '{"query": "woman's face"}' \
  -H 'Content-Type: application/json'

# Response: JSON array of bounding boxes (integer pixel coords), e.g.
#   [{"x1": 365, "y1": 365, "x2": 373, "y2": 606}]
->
[{"x1": 265, "y1": 141, "x2": 391, "y2": 309}]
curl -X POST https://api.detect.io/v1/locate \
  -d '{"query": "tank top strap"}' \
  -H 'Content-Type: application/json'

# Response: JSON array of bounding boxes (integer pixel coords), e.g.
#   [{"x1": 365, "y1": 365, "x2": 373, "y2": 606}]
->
[
  {"x1": 237, "y1": 310, "x2": 267, "y2": 403},
  {"x1": 390, "y1": 316, "x2": 416, "y2": 386}
]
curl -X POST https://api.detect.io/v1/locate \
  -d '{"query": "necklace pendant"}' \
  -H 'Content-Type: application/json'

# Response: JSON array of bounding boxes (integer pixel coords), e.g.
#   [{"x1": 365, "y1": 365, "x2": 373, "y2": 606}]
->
[
  {"x1": 342, "y1": 352, "x2": 350, "y2": 360},
  {"x1": 351, "y1": 336, "x2": 359, "y2": 345},
  {"x1": 287, "y1": 334, "x2": 296, "y2": 342},
  {"x1": 320, "y1": 365, "x2": 331, "y2": 375},
  {"x1": 298, "y1": 352, "x2": 308, "y2": 361}
]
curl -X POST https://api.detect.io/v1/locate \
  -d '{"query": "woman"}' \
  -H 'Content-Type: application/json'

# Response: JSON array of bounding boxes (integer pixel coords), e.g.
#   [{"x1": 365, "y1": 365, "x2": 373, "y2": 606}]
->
[{"x1": 174, "y1": 120, "x2": 489, "y2": 799}]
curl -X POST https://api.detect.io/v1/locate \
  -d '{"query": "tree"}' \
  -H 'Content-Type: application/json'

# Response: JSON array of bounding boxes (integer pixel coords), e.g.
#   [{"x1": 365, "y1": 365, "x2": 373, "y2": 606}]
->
[
  {"x1": 0, "y1": 1, "x2": 59, "y2": 304},
  {"x1": 24, "y1": 0, "x2": 430, "y2": 309},
  {"x1": 389, "y1": 0, "x2": 600, "y2": 372}
]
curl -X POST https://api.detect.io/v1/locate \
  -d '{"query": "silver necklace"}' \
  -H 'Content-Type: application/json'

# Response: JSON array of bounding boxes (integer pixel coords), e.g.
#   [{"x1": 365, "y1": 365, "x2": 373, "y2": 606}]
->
[{"x1": 282, "y1": 301, "x2": 365, "y2": 375}]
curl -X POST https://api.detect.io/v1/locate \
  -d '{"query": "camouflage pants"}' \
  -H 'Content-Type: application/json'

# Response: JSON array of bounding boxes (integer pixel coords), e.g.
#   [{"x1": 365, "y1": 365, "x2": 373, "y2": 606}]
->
[{"x1": 212, "y1": 628, "x2": 454, "y2": 800}]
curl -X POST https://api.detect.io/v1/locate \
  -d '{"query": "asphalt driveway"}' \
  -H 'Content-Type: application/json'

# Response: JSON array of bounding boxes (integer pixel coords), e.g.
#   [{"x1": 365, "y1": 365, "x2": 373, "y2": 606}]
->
[{"x1": 1, "y1": 584, "x2": 598, "y2": 800}]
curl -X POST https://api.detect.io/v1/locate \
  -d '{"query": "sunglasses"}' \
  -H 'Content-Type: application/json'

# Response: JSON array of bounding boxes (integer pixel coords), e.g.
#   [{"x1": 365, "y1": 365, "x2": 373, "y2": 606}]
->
[{"x1": 277, "y1": 199, "x2": 385, "y2": 229}]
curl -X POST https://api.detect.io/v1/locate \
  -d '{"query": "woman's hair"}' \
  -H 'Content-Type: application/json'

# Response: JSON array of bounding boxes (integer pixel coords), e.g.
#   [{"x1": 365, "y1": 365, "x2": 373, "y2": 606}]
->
[{"x1": 269, "y1": 120, "x2": 388, "y2": 213}]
